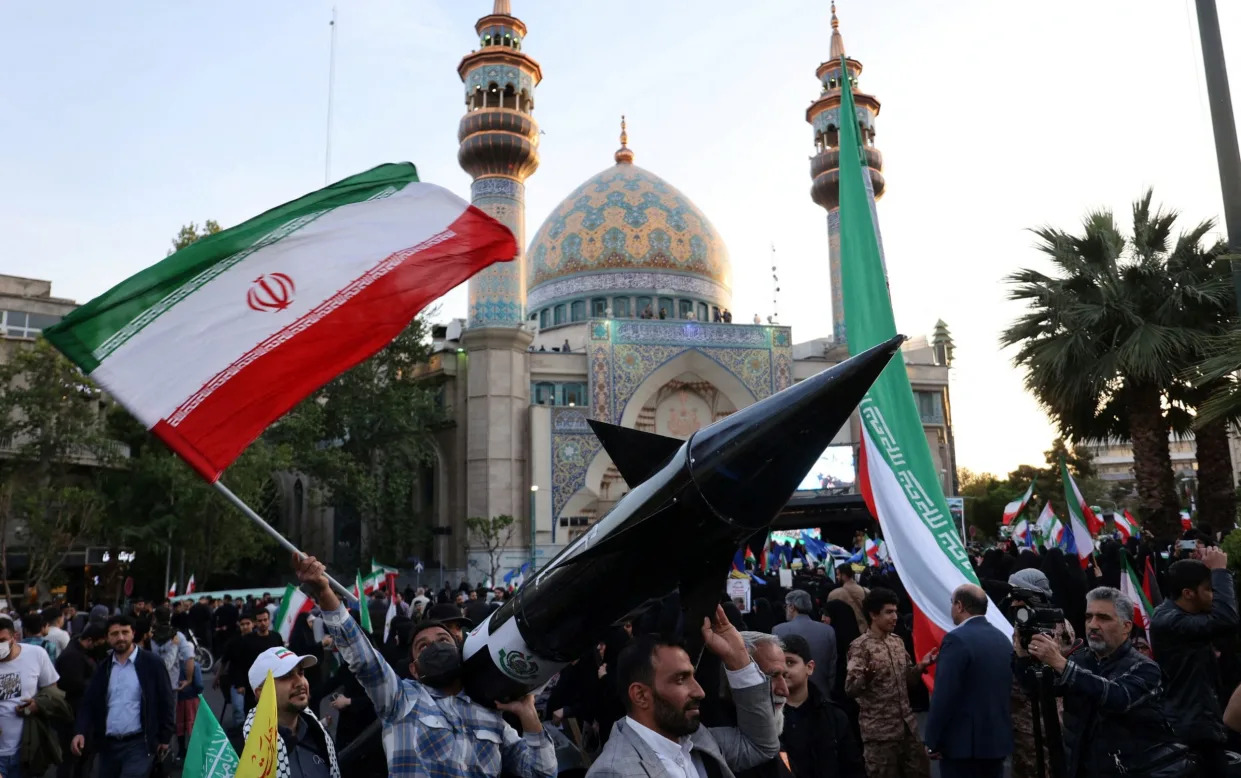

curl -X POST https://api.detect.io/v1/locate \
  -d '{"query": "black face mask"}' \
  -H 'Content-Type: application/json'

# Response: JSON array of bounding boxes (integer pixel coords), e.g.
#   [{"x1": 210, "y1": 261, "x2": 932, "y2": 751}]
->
[{"x1": 416, "y1": 642, "x2": 462, "y2": 687}]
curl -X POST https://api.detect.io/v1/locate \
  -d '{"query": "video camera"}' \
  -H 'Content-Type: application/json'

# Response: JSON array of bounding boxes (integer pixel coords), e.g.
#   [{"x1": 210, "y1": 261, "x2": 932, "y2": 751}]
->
[{"x1": 1006, "y1": 586, "x2": 1064, "y2": 650}]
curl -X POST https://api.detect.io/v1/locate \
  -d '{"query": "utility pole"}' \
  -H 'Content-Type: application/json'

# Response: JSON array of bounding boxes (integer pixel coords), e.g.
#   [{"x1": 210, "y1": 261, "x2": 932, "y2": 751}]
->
[{"x1": 1195, "y1": 0, "x2": 1241, "y2": 309}]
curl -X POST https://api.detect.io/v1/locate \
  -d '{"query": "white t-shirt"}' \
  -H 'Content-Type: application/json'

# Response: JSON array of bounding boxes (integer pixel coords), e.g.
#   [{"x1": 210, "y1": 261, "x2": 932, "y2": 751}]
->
[
  {"x1": 46, "y1": 625, "x2": 70, "y2": 654},
  {"x1": 0, "y1": 643, "x2": 59, "y2": 755}
]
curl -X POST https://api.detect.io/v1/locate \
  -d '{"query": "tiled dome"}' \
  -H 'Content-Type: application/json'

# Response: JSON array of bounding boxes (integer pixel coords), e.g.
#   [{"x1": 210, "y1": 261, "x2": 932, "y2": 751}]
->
[{"x1": 526, "y1": 158, "x2": 732, "y2": 312}]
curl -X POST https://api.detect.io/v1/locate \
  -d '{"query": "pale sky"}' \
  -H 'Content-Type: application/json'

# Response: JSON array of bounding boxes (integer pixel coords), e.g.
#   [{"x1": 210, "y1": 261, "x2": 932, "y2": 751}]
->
[{"x1": 5, "y1": 1, "x2": 1239, "y2": 476}]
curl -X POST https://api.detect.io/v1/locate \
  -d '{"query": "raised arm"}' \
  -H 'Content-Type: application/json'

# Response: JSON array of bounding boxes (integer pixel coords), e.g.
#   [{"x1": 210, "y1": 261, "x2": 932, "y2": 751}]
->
[
  {"x1": 701, "y1": 606, "x2": 780, "y2": 769},
  {"x1": 295, "y1": 554, "x2": 406, "y2": 722}
]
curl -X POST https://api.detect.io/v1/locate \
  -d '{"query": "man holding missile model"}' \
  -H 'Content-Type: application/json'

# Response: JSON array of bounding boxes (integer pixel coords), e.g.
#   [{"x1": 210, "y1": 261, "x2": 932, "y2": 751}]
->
[{"x1": 293, "y1": 553, "x2": 557, "y2": 778}]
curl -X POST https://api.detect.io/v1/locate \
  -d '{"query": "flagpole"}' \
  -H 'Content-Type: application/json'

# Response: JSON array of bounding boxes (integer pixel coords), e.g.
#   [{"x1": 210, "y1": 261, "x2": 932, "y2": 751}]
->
[
  {"x1": 211, "y1": 481, "x2": 358, "y2": 604},
  {"x1": 324, "y1": 6, "x2": 337, "y2": 185}
]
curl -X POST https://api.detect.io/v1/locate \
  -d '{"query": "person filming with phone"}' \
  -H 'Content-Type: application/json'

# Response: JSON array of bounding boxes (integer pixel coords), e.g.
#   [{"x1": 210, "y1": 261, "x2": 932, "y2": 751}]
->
[{"x1": 1150, "y1": 545, "x2": 1237, "y2": 776}]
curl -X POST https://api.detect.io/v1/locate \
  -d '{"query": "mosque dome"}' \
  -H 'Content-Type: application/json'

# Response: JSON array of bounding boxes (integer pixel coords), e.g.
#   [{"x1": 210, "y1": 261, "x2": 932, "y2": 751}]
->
[{"x1": 526, "y1": 121, "x2": 732, "y2": 323}]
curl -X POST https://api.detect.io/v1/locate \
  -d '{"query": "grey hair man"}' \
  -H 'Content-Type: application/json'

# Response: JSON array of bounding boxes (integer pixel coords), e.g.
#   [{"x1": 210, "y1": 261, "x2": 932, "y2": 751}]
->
[
  {"x1": 774, "y1": 590, "x2": 837, "y2": 698},
  {"x1": 739, "y1": 632, "x2": 789, "y2": 732},
  {"x1": 1026, "y1": 587, "x2": 1176, "y2": 777}
]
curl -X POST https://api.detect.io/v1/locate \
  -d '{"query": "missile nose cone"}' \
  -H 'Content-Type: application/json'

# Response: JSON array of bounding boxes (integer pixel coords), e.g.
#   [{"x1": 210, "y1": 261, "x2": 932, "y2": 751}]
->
[{"x1": 688, "y1": 334, "x2": 904, "y2": 528}]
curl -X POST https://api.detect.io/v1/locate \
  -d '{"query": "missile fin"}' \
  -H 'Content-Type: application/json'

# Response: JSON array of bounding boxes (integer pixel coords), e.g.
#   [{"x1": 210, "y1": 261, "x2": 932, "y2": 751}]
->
[{"x1": 587, "y1": 420, "x2": 683, "y2": 487}]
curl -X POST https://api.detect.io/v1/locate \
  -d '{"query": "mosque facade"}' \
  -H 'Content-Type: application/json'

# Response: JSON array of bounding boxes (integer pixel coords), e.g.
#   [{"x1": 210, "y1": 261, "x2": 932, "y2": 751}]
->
[{"x1": 411, "y1": 2, "x2": 958, "y2": 580}]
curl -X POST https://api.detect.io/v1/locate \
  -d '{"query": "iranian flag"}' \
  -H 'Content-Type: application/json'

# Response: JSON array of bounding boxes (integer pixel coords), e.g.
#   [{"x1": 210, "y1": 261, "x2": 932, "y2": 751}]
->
[
  {"x1": 186, "y1": 574, "x2": 197, "y2": 595},
  {"x1": 1002, "y1": 480, "x2": 1036, "y2": 526},
  {"x1": 1061, "y1": 458, "x2": 1097, "y2": 569},
  {"x1": 44, "y1": 163, "x2": 516, "y2": 482},
  {"x1": 837, "y1": 54, "x2": 1012, "y2": 671},
  {"x1": 1120, "y1": 552, "x2": 1155, "y2": 635},
  {"x1": 274, "y1": 584, "x2": 313, "y2": 643},
  {"x1": 1114, "y1": 510, "x2": 1139, "y2": 541}
]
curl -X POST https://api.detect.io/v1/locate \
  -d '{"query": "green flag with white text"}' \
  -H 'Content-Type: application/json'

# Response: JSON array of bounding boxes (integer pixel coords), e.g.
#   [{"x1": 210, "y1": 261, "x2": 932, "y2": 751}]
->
[{"x1": 182, "y1": 694, "x2": 238, "y2": 777}]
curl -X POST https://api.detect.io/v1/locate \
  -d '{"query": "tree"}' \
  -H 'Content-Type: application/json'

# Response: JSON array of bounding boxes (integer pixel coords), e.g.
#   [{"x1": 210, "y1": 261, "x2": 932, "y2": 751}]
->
[
  {"x1": 465, "y1": 515, "x2": 516, "y2": 587},
  {"x1": 957, "y1": 469, "x2": 1020, "y2": 539},
  {"x1": 271, "y1": 316, "x2": 444, "y2": 566},
  {"x1": 169, "y1": 220, "x2": 221, "y2": 253},
  {"x1": 0, "y1": 340, "x2": 119, "y2": 600},
  {"x1": 1001, "y1": 191, "x2": 1233, "y2": 539}
]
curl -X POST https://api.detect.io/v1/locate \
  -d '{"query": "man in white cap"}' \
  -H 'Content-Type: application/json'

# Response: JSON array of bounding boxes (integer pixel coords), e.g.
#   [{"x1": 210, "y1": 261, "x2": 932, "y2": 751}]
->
[{"x1": 244, "y1": 647, "x2": 340, "y2": 778}]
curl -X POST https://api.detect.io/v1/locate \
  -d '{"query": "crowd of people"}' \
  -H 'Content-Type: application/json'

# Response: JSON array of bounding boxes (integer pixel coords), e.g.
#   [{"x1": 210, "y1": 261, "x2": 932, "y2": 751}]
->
[{"x1": 0, "y1": 524, "x2": 1234, "y2": 777}]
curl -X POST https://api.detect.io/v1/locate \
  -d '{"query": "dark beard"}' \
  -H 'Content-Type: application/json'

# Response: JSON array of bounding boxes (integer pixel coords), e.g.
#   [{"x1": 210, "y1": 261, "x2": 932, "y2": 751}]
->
[{"x1": 652, "y1": 691, "x2": 700, "y2": 737}]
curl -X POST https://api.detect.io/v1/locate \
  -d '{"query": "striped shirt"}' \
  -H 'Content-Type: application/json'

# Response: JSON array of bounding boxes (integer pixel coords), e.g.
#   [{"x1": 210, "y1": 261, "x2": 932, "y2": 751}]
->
[{"x1": 321, "y1": 604, "x2": 556, "y2": 778}]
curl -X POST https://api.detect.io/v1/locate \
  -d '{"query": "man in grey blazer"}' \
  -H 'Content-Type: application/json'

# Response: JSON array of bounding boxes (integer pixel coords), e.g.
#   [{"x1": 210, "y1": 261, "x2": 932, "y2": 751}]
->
[
  {"x1": 587, "y1": 605, "x2": 781, "y2": 778},
  {"x1": 773, "y1": 590, "x2": 836, "y2": 698}
]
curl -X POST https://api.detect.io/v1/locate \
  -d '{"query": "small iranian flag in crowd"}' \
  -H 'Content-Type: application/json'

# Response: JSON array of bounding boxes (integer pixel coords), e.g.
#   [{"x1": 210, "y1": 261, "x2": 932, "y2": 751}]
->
[
  {"x1": 1120, "y1": 552, "x2": 1155, "y2": 636},
  {"x1": 1002, "y1": 480, "x2": 1036, "y2": 526},
  {"x1": 274, "y1": 584, "x2": 313, "y2": 643},
  {"x1": 836, "y1": 52, "x2": 1012, "y2": 669},
  {"x1": 1114, "y1": 510, "x2": 1139, "y2": 541},
  {"x1": 1061, "y1": 458, "x2": 1097, "y2": 569},
  {"x1": 44, "y1": 163, "x2": 516, "y2": 482}
]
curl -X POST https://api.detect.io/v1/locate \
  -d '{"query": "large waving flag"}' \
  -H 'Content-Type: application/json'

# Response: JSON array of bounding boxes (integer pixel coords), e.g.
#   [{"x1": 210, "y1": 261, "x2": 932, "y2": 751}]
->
[
  {"x1": 1002, "y1": 480, "x2": 1036, "y2": 526},
  {"x1": 837, "y1": 55, "x2": 1012, "y2": 663},
  {"x1": 1060, "y1": 458, "x2": 1096, "y2": 568},
  {"x1": 44, "y1": 163, "x2": 516, "y2": 482}
]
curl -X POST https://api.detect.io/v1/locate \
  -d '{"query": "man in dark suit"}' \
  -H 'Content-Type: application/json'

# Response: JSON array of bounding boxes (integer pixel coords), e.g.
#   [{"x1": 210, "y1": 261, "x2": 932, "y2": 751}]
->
[
  {"x1": 923, "y1": 584, "x2": 1012, "y2": 778},
  {"x1": 71, "y1": 615, "x2": 175, "y2": 778},
  {"x1": 773, "y1": 589, "x2": 836, "y2": 698}
]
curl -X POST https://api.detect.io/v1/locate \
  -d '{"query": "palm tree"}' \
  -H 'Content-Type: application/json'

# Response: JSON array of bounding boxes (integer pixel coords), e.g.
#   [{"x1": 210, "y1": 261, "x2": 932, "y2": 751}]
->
[{"x1": 1001, "y1": 191, "x2": 1233, "y2": 539}]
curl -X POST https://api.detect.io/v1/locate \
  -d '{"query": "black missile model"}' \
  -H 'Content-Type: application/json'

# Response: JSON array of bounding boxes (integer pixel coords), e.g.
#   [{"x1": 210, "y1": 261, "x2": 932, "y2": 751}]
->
[{"x1": 461, "y1": 334, "x2": 905, "y2": 703}]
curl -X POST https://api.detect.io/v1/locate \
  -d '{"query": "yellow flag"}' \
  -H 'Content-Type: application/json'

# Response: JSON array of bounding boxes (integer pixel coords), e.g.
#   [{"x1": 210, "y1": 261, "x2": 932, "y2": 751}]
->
[{"x1": 235, "y1": 669, "x2": 278, "y2": 778}]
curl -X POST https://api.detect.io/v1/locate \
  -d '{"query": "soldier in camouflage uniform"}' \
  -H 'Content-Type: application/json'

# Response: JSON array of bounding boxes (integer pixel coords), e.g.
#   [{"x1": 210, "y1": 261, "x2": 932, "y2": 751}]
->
[{"x1": 845, "y1": 587, "x2": 935, "y2": 778}]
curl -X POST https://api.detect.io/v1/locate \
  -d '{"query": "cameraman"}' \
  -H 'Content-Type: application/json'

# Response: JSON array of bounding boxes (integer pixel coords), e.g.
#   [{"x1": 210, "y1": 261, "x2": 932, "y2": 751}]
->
[
  {"x1": 1006, "y1": 570, "x2": 1073, "y2": 778},
  {"x1": 1025, "y1": 587, "x2": 1178, "y2": 778},
  {"x1": 1150, "y1": 546, "x2": 1237, "y2": 775}
]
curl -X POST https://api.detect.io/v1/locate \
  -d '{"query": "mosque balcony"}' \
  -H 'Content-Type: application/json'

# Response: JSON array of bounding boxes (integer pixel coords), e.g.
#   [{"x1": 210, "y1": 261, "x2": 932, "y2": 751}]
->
[
  {"x1": 458, "y1": 109, "x2": 540, "y2": 181},
  {"x1": 810, "y1": 165, "x2": 885, "y2": 211},
  {"x1": 809, "y1": 148, "x2": 883, "y2": 179}
]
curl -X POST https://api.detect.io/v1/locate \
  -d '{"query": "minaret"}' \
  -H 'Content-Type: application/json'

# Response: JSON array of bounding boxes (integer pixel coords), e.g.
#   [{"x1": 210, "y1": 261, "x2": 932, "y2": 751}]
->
[
  {"x1": 456, "y1": 1, "x2": 543, "y2": 550},
  {"x1": 806, "y1": 2, "x2": 883, "y2": 343},
  {"x1": 458, "y1": 0, "x2": 542, "y2": 327}
]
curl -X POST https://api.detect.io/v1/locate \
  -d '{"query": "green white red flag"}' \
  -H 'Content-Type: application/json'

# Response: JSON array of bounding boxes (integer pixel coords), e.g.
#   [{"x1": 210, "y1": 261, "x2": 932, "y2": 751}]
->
[
  {"x1": 1002, "y1": 480, "x2": 1036, "y2": 526},
  {"x1": 837, "y1": 55, "x2": 1012, "y2": 667},
  {"x1": 1114, "y1": 510, "x2": 1139, "y2": 541},
  {"x1": 274, "y1": 584, "x2": 313, "y2": 643},
  {"x1": 1120, "y1": 552, "x2": 1155, "y2": 635},
  {"x1": 1061, "y1": 458, "x2": 1097, "y2": 568},
  {"x1": 44, "y1": 163, "x2": 516, "y2": 482}
]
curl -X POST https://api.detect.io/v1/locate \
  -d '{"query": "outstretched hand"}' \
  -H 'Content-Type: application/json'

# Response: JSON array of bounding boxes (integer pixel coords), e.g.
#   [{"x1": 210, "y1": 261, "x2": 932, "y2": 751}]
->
[{"x1": 701, "y1": 605, "x2": 750, "y2": 671}]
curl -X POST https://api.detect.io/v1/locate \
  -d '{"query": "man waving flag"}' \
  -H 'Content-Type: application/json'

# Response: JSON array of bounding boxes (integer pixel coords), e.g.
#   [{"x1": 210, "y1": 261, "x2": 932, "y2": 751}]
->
[{"x1": 836, "y1": 54, "x2": 1011, "y2": 669}]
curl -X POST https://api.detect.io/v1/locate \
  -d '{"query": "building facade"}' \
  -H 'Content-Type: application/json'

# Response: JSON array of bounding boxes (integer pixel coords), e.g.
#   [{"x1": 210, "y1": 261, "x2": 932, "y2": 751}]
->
[{"x1": 412, "y1": 2, "x2": 959, "y2": 582}]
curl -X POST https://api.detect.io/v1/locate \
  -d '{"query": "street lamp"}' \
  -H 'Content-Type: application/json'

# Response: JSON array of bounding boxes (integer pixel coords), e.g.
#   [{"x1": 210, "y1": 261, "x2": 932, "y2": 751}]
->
[{"x1": 529, "y1": 485, "x2": 539, "y2": 570}]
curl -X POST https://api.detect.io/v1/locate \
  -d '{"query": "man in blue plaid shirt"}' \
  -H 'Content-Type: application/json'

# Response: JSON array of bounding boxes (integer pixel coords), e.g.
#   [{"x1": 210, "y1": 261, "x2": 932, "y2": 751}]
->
[{"x1": 294, "y1": 555, "x2": 558, "y2": 778}]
